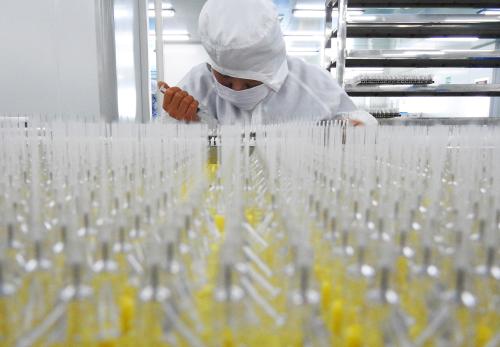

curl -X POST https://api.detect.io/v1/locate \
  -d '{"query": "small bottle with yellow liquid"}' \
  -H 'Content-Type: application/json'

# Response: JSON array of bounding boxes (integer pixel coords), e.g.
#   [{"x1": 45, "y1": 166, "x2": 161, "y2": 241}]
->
[
  {"x1": 133, "y1": 242, "x2": 175, "y2": 347},
  {"x1": 0, "y1": 246, "x2": 19, "y2": 347}
]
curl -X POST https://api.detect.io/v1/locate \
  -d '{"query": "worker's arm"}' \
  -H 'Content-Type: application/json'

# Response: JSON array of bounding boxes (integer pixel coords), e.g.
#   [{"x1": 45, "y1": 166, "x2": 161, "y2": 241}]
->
[{"x1": 158, "y1": 81, "x2": 200, "y2": 122}]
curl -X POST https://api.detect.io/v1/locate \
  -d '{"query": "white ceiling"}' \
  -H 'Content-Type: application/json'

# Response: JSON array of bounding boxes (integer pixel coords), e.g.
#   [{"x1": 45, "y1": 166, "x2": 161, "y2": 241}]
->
[
  {"x1": 151, "y1": 0, "x2": 326, "y2": 42},
  {"x1": 150, "y1": 0, "x2": 496, "y2": 52}
]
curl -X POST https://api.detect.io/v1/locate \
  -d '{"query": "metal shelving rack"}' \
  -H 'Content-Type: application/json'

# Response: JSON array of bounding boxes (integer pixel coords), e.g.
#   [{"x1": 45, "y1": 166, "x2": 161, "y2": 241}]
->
[
  {"x1": 329, "y1": 50, "x2": 500, "y2": 68},
  {"x1": 325, "y1": 0, "x2": 500, "y2": 97},
  {"x1": 337, "y1": 0, "x2": 500, "y2": 7}
]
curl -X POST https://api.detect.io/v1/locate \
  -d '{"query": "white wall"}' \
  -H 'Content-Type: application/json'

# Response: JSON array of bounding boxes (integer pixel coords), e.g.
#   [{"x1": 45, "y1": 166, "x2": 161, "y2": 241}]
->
[
  {"x1": 163, "y1": 43, "x2": 209, "y2": 86},
  {"x1": 0, "y1": 0, "x2": 100, "y2": 116},
  {"x1": 398, "y1": 97, "x2": 491, "y2": 118},
  {"x1": 351, "y1": 66, "x2": 495, "y2": 117},
  {"x1": 399, "y1": 67, "x2": 493, "y2": 117}
]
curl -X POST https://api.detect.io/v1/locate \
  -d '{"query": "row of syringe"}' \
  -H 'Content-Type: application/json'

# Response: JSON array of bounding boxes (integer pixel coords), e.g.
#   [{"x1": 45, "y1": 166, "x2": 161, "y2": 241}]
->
[
  {"x1": 350, "y1": 74, "x2": 434, "y2": 86},
  {"x1": 0, "y1": 119, "x2": 499, "y2": 347}
]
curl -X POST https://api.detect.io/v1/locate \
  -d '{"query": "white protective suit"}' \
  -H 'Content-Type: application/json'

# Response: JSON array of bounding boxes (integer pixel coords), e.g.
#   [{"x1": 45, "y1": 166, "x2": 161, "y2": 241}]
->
[{"x1": 166, "y1": 0, "x2": 377, "y2": 126}]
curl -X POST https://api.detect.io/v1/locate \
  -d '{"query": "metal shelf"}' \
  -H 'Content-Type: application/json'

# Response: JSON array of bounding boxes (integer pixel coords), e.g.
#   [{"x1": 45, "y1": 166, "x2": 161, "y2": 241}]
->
[
  {"x1": 328, "y1": 0, "x2": 500, "y2": 93},
  {"x1": 332, "y1": 22, "x2": 500, "y2": 39},
  {"x1": 345, "y1": 84, "x2": 500, "y2": 97},
  {"x1": 378, "y1": 117, "x2": 500, "y2": 126},
  {"x1": 330, "y1": 0, "x2": 500, "y2": 7},
  {"x1": 347, "y1": 14, "x2": 500, "y2": 24},
  {"x1": 329, "y1": 50, "x2": 500, "y2": 68}
]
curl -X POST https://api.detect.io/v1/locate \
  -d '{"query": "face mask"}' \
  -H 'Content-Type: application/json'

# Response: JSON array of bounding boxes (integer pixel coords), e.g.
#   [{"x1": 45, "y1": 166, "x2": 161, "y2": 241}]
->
[{"x1": 213, "y1": 75, "x2": 271, "y2": 111}]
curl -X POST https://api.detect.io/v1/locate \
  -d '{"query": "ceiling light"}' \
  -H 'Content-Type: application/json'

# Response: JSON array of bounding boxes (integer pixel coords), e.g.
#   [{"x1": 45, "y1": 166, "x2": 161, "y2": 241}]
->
[
  {"x1": 149, "y1": 31, "x2": 190, "y2": 41},
  {"x1": 331, "y1": 9, "x2": 366, "y2": 16},
  {"x1": 148, "y1": 9, "x2": 175, "y2": 17},
  {"x1": 294, "y1": 8, "x2": 365, "y2": 18},
  {"x1": 427, "y1": 37, "x2": 479, "y2": 42},
  {"x1": 294, "y1": 4, "x2": 324, "y2": 10},
  {"x1": 292, "y1": 9, "x2": 324, "y2": 18},
  {"x1": 148, "y1": 2, "x2": 173, "y2": 10},
  {"x1": 478, "y1": 9, "x2": 500, "y2": 15},
  {"x1": 346, "y1": 10, "x2": 365, "y2": 16}
]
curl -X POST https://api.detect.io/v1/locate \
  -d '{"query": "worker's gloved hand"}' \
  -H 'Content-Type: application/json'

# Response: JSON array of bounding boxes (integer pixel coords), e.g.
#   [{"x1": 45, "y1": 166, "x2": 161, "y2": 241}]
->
[
  {"x1": 345, "y1": 111, "x2": 378, "y2": 127},
  {"x1": 158, "y1": 81, "x2": 200, "y2": 122}
]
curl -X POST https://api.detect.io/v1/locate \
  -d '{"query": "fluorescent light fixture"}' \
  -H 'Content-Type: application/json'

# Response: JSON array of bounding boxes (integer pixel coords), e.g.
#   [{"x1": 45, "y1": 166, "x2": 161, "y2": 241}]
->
[
  {"x1": 148, "y1": 2, "x2": 173, "y2": 10},
  {"x1": 478, "y1": 8, "x2": 500, "y2": 15},
  {"x1": 147, "y1": 2, "x2": 174, "y2": 17},
  {"x1": 294, "y1": 4, "x2": 324, "y2": 10},
  {"x1": 346, "y1": 10, "x2": 365, "y2": 16},
  {"x1": 293, "y1": 9, "x2": 324, "y2": 18},
  {"x1": 148, "y1": 9, "x2": 175, "y2": 17},
  {"x1": 331, "y1": 9, "x2": 365, "y2": 16},
  {"x1": 294, "y1": 8, "x2": 365, "y2": 18},
  {"x1": 427, "y1": 37, "x2": 479, "y2": 42},
  {"x1": 149, "y1": 30, "x2": 190, "y2": 41}
]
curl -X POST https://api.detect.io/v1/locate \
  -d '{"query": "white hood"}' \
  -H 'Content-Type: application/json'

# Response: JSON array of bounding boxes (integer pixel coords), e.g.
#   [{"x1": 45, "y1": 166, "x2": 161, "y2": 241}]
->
[{"x1": 198, "y1": 0, "x2": 288, "y2": 92}]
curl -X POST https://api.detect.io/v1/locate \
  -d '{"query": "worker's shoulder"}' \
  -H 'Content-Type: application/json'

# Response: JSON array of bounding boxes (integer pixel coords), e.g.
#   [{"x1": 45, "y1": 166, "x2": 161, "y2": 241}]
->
[
  {"x1": 285, "y1": 56, "x2": 342, "y2": 90},
  {"x1": 181, "y1": 63, "x2": 212, "y2": 82},
  {"x1": 178, "y1": 63, "x2": 214, "y2": 91}
]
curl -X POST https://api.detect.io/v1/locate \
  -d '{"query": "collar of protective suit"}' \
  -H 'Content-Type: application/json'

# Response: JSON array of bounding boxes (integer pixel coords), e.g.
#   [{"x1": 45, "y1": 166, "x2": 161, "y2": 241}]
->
[{"x1": 198, "y1": 0, "x2": 288, "y2": 92}]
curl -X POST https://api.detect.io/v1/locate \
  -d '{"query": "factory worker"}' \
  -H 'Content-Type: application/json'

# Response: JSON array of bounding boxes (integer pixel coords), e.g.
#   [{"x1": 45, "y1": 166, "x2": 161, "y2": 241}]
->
[{"x1": 158, "y1": 0, "x2": 377, "y2": 126}]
